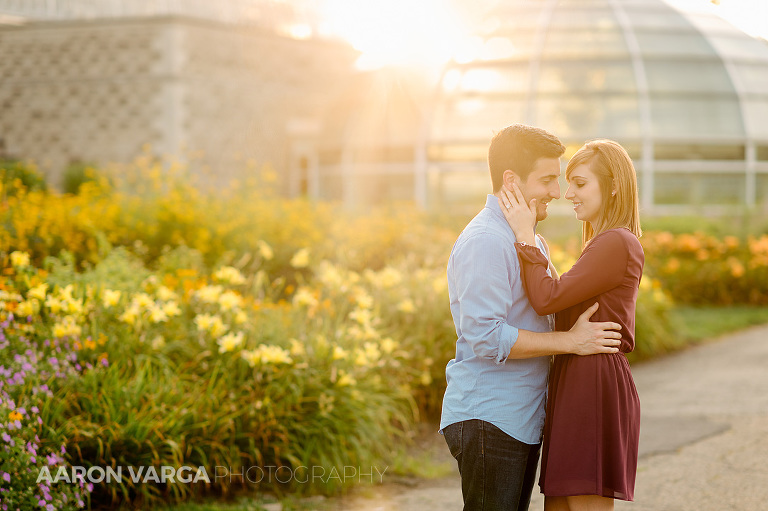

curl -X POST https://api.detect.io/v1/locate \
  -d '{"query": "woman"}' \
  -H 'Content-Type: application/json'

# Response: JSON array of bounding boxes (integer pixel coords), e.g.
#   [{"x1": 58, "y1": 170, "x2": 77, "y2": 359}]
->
[{"x1": 499, "y1": 139, "x2": 643, "y2": 511}]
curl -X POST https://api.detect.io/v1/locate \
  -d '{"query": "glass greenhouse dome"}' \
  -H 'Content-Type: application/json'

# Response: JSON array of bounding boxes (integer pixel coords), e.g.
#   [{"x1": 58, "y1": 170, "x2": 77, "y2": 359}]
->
[{"x1": 421, "y1": 0, "x2": 768, "y2": 211}]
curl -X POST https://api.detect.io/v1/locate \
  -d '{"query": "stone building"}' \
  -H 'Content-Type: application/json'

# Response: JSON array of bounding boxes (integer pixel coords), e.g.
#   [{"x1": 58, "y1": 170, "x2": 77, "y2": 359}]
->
[{"x1": 0, "y1": 1, "x2": 358, "y2": 192}]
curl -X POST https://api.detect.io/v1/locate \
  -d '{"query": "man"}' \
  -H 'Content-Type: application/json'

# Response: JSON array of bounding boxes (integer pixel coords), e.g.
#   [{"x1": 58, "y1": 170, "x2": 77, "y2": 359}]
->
[{"x1": 440, "y1": 124, "x2": 622, "y2": 510}]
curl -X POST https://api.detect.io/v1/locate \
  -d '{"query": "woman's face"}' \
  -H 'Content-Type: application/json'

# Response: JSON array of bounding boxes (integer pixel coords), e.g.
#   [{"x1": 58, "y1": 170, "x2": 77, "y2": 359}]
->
[{"x1": 565, "y1": 161, "x2": 604, "y2": 225}]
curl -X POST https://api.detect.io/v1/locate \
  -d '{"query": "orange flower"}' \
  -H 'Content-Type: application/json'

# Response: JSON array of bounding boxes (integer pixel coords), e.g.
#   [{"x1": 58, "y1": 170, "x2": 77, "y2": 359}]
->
[{"x1": 9, "y1": 410, "x2": 22, "y2": 421}]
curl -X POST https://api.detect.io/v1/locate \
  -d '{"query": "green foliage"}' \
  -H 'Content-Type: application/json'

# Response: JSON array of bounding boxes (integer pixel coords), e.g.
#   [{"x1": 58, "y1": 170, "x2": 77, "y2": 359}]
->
[
  {"x1": 642, "y1": 231, "x2": 768, "y2": 305},
  {"x1": 61, "y1": 162, "x2": 110, "y2": 195},
  {"x1": 0, "y1": 159, "x2": 48, "y2": 196},
  {"x1": 627, "y1": 283, "x2": 677, "y2": 363},
  {"x1": 671, "y1": 305, "x2": 768, "y2": 342}
]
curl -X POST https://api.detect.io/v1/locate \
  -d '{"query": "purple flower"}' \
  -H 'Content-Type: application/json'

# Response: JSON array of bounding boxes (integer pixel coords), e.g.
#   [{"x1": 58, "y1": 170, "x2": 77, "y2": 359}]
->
[
  {"x1": 2, "y1": 472, "x2": 9, "y2": 482},
  {"x1": 31, "y1": 406, "x2": 38, "y2": 414},
  {"x1": 1, "y1": 433, "x2": 10, "y2": 443},
  {"x1": 60, "y1": 444, "x2": 66, "y2": 454}
]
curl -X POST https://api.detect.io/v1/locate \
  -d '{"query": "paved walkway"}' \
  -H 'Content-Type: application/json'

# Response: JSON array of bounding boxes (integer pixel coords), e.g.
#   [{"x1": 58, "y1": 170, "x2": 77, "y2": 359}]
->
[{"x1": 335, "y1": 323, "x2": 768, "y2": 511}]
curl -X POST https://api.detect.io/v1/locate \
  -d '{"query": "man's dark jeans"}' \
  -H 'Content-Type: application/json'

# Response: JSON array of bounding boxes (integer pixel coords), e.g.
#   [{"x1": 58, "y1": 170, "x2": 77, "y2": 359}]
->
[{"x1": 443, "y1": 419, "x2": 541, "y2": 511}]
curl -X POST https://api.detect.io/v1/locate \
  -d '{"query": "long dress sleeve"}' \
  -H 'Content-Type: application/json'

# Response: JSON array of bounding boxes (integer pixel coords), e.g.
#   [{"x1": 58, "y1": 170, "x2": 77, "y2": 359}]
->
[{"x1": 515, "y1": 229, "x2": 629, "y2": 316}]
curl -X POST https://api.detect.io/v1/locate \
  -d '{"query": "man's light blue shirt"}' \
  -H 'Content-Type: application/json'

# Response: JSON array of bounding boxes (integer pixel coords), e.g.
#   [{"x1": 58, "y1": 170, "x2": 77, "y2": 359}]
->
[{"x1": 440, "y1": 194, "x2": 554, "y2": 445}]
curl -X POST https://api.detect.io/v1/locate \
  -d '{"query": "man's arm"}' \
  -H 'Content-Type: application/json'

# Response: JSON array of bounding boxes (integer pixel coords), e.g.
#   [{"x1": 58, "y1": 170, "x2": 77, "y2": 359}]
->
[{"x1": 507, "y1": 302, "x2": 621, "y2": 359}]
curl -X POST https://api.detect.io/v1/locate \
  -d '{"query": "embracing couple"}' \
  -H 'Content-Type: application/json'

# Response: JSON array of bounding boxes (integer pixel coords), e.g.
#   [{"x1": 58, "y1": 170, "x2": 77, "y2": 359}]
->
[{"x1": 440, "y1": 124, "x2": 643, "y2": 511}]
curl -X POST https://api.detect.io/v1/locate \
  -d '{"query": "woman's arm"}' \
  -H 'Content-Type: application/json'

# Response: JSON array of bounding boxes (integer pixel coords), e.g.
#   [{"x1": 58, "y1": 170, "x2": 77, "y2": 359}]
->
[{"x1": 516, "y1": 230, "x2": 629, "y2": 315}]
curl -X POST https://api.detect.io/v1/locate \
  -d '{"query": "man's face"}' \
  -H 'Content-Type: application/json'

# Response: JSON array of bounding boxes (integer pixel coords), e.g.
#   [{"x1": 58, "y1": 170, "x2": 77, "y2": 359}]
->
[{"x1": 516, "y1": 157, "x2": 562, "y2": 222}]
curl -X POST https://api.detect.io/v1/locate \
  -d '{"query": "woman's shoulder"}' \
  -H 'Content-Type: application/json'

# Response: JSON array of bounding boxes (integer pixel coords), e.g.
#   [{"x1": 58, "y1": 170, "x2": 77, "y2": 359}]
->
[{"x1": 588, "y1": 227, "x2": 642, "y2": 252}]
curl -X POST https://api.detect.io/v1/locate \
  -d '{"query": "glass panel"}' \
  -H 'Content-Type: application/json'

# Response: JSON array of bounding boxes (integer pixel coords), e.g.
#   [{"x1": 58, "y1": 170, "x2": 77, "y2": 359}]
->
[
  {"x1": 459, "y1": 64, "x2": 530, "y2": 93},
  {"x1": 428, "y1": 144, "x2": 487, "y2": 162},
  {"x1": 491, "y1": 9, "x2": 548, "y2": 33},
  {"x1": 684, "y1": 13, "x2": 744, "y2": 36},
  {"x1": 655, "y1": 173, "x2": 746, "y2": 205},
  {"x1": 730, "y1": 63, "x2": 768, "y2": 95},
  {"x1": 431, "y1": 98, "x2": 528, "y2": 141},
  {"x1": 758, "y1": 146, "x2": 768, "y2": 161},
  {"x1": 534, "y1": 94, "x2": 641, "y2": 140},
  {"x1": 650, "y1": 95, "x2": 744, "y2": 138},
  {"x1": 319, "y1": 148, "x2": 342, "y2": 165},
  {"x1": 481, "y1": 29, "x2": 539, "y2": 56},
  {"x1": 542, "y1": 28, "x2": 628, "y2": 58},
  {"x1": 707, "y1": 35, "x2": 768, "y2": 62},
  {"x1": 741, "y1": 99, "x2": 768, "y2": 139},
  {"x1": 758, "y1": 174, "x2": 768, "y2": 204},
  {"x1": 625, "y1": 10, "x2": 694, "y2": 30},
  {"x1": 549, "y1": 9, "x2": 618, "y2": 30},
  {"x1": 538, "y1": 61, "x2": 637, "y2": 93},
  {"x1": 355, "y1": 146, "x2": 414, "y2": 163},
  {"x1": 319, "y1": 175, "x2": 343, "y2": 201},
  {"x1": 635, "y1": 30, "x2": 716, "y2": 57},
  {"x1": 480, "y1": 37, "x2": 520, "y2": 61},
  {"x1": 433, "y1": 169, "x2": 492, "y2": 207},
  {"x1": 654, "y1": 144, "x2": 745, "y2": 160},
  {"x1": 556, "y1": 0, "x2": 611, "y2": 6},
  {"x1": 645, "y1": 60, "x2": 735, "y2": 94}
]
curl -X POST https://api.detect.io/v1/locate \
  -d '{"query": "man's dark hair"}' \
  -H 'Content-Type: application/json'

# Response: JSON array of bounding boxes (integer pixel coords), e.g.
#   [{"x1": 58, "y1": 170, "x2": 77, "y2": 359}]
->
[{"x1": 488, "y1": 124, "x2": 565, "y2": 191}]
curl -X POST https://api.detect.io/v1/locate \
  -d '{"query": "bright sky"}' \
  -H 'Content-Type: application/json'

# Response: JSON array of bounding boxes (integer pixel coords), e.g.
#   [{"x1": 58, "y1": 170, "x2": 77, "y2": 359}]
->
[
  {"x1": 668, "y1": 0, "x2": 768, "y2": 39},
  {"x1": 314, "y1": 0, "x2": 476, "y2": 72},
  {"x1": 310, "y1": 0, "x2": 768, "y2": 71}
]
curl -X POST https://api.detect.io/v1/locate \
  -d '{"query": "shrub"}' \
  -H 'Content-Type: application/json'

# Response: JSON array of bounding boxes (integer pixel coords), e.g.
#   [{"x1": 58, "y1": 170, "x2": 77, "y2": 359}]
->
[
  {"x1": 0, "y1": 160, "x2": 48, "y2": 196},
  {"x1": 60, "y1": 162, "x2": 110, "y2": 195}
]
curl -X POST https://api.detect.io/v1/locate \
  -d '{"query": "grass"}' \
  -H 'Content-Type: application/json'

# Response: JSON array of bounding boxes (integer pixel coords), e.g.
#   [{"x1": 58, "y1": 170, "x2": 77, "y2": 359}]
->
[{"x1": 672, "y1": 305, "x2": 768, "y2": 343}]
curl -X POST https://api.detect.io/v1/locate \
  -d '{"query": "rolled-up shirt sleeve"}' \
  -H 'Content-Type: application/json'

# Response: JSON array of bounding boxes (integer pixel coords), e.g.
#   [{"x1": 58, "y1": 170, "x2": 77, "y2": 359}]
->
[{"x1": 452, "y1": 233, "x2": 519, "y2": 364}]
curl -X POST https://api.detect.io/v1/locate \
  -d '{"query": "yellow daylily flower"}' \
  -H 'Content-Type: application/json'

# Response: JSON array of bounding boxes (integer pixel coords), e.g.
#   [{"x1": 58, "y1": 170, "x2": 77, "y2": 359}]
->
[
  {"x1": 10, "y1": 251, "x2": 30, "y2": 268},
  {"x1": 27, "y1": 283, "x2": 48, "y2": 302},
  {"x1": 290, "y1": 248, "x2": 310, "y2": 268},
  {"x1": 102, "y1": 289, "x2": 122, "y2": 308}
]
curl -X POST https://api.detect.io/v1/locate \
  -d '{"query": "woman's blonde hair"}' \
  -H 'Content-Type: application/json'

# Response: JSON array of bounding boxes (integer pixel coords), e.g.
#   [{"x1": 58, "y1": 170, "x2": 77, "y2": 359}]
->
[{"x1": 566, "y1": 139, "x2": 642, "y2": 247}]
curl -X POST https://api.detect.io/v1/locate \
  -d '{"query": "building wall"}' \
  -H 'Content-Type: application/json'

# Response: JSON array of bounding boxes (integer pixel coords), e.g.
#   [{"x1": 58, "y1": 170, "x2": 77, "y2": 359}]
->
[
  {"x1": 0, "y1": 18, "x2": 169, "y2": 177},
  {"x1": 0, "y1": 16, "x2": 357, "y2": 187}
]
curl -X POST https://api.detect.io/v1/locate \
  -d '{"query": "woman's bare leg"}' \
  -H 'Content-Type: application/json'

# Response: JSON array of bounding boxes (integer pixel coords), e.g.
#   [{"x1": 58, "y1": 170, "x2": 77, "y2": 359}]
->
[
  {"x1": 566, "y1": 495, "x2": 614, "y2": 511},
  {"x1": 544, "y1": 496, "x2": 570, "y2": 511}
]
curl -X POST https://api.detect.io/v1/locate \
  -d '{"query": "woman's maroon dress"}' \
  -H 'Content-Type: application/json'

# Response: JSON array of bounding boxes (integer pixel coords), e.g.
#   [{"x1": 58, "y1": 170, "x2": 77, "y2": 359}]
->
[{"x1": 515, "y1": 227, "x2": 643, "y2": 501}]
